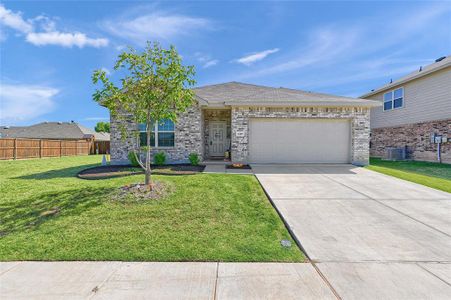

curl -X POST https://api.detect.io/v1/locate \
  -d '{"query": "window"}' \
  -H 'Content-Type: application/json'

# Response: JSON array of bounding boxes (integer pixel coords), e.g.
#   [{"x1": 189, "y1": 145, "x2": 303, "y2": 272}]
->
[
  {"x1": 139, "y1": 119, "x2": 175, "y2": 147},
  {"x1": 383, "y1": 87, "x2": 404, "y2": 111}
]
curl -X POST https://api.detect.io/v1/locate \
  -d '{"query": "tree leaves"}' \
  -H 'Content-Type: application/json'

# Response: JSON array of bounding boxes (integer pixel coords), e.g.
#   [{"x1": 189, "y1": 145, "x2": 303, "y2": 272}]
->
[{"x1": 92, "y1": 41, "x2": 196, "y2": 186}]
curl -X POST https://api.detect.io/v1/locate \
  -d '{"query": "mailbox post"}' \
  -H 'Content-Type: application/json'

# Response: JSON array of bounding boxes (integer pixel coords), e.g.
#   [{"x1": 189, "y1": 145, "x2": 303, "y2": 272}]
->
[{"x1": 431, "y1": 133, "x2": 448, "y2": 163}]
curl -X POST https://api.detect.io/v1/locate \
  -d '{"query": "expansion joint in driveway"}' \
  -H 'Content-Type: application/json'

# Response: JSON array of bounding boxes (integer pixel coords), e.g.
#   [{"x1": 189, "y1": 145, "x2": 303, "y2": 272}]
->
[
  {"x1": 318, "y1": 172, "x2": 451, "y2": 238},
  {"x1": 416, "y1": 263, "x2": 451, "y2": 287},
  {"x1": 253, "y1": 174, "x2": 343, "y2": 300}
]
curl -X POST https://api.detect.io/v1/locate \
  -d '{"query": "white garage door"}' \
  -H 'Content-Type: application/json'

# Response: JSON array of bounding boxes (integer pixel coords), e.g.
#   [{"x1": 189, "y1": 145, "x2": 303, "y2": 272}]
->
[{"x1": 249, "y1": 118, "x2": 351, "y2": 163}]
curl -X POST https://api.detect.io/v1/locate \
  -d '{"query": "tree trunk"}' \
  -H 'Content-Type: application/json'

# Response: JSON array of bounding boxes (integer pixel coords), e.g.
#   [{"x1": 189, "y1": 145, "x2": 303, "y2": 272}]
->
[{"x1": 145, "y1": 117, "x2": 152, "y2": 190}]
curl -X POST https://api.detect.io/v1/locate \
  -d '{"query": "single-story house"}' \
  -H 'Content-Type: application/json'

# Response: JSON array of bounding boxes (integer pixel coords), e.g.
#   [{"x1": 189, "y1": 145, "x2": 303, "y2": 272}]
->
[
  {"x1": 0, "y1": 121, "x2": 110, "y2": 141},
  {"x1": 111, "y1": 82, "x2": 380, "y2": 165},
  {"x1": 0, "y1": 121, "x2": 110, "y2": 154},
  {"x1": 361, "y1": 56, "x2": 451, "y2": 163}
]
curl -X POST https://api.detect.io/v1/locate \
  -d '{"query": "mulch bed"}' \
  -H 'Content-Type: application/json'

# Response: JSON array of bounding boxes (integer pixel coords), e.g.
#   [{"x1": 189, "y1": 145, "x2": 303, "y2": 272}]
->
[
  {"x1": 77, "y1": 164, "x2": 205, "y2": 180},
  {"x1": 226, "y1": 164, "x2": 252, "y2": 170}
]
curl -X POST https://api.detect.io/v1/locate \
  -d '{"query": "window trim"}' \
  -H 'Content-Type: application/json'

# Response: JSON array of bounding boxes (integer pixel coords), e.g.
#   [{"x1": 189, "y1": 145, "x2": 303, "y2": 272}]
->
[
  {"x1": 139, "y1": 119, "x2": 175, "y2": 148},
  {"x1": 383, "y1": 87, "x2": 404, "y2": 111}
]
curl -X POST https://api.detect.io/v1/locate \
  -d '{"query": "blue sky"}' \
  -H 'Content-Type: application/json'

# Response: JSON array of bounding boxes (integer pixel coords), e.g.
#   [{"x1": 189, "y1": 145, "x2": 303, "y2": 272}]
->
[{"x1": 1, "y1": 1, "x2": 450, "y2": 129}]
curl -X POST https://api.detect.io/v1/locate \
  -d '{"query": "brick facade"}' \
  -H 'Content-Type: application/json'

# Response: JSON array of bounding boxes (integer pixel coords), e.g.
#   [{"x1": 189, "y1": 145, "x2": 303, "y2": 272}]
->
[
  {"x1": 111, "y1": 105, "x2": 372, "y2": 165},
  {"x1": 231, "y1": 106, "x2": 371, "y2": 165},
  {"x1": 110, "y1": 105, "x2": 202, "y2": 164},
  {"x1": 371, "y1": 119, "x2": 451, "y2": 163}
]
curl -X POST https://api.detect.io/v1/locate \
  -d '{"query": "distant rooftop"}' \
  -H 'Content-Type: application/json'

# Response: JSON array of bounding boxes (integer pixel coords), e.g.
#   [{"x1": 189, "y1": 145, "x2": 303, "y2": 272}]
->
[
  {"x1": 361, "y1": 55, "x2": 451, "y2": 98},
  {"x1": 0, "y1": 122, "x2": 110, "y2": 141}
]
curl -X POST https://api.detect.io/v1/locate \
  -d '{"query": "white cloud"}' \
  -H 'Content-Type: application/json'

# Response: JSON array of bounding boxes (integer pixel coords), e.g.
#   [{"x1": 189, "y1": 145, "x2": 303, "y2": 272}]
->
[
  {"x1": 103, "y1": 12, "x2": 211, "y2": 44},
  {"x1": 247, "y1": 29, "x2": 358, "y2": 77},
  {"x1": 202, "y1": 59, "x2": 218, "y2": 68},
  {"x1": 0, "y1": 4, "x2": 108, "y2": 48},
  {"x1": 30, "y1": 15, "x2": 57, "y2": 32},
  {"x1": 194, "y1": 52, "x2": 219, "y2": 69},
  {"x1": 0, "y1": 4, "x2": 32, "y2": 33},
  {"x1": 0, "y1": 83, "x2": 59, "y2": 124},
  {"x1": 235, "y1": 3, "x2": 450, "y2": 88},
  {"x1": 100, "y1": 67, "x2": 111, "y2": 75},
  {"x1": 26, "y1": 31, "x2": 108, "y2": 48},
  {"x1": 115, "y1": 44, "x2": 126, "y2": 51},
  {"x1": 235, "y1": 48, "x2": 280, "y2": 66}
]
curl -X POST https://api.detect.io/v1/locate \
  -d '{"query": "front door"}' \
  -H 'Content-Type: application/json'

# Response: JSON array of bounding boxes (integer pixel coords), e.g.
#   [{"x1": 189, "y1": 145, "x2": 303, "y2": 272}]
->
[{"x1": 209, "y1": 122, "x2": 226, "y2": 157}]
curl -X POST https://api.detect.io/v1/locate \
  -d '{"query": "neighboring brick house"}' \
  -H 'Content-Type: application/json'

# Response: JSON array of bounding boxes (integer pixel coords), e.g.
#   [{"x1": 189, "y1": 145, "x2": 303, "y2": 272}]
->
[
  {"x1": 110, "y1": 82, "x2": 380, "y2": 165},
  {"x1": 361, "y1": 56, "x2": 451, "y2": 163}
]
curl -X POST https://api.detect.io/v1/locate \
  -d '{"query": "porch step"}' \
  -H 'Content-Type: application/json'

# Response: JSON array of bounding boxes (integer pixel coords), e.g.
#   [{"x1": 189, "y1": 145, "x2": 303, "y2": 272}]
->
[{"x1": 202, "y1": 160, "x2": 232, "y2": 166}]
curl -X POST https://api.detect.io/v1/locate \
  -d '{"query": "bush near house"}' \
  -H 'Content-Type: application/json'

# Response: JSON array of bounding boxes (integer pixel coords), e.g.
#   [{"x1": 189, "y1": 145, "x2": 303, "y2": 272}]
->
[{"x1": 189, "y1": 153, "x2": 200, "y2": 166}]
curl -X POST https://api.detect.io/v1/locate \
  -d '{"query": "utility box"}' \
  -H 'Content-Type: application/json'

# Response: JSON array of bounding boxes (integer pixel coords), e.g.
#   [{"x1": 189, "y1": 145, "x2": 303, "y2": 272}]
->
[{"x1": 384, "y1": 147, "x2": 407, "y2": 161}]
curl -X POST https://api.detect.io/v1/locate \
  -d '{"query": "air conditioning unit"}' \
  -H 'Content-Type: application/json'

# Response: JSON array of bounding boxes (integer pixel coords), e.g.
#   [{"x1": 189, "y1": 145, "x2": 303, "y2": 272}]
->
[{"x1": 384, "y1": 147, "x2": 407, "y2": 161}]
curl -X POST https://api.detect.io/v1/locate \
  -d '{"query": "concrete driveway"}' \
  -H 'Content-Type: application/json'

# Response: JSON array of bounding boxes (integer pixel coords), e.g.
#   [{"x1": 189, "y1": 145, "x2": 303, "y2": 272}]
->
[{"x1": 253, "y1": 164, "x2": 451, "y2": 299}]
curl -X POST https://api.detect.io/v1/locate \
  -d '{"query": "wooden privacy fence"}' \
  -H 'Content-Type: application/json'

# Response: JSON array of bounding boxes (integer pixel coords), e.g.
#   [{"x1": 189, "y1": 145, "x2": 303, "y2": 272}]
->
[
  {"x1": 0, "y1": 138, "x2": 92, "y2": 160},
  {"x1": 93, "y1": 141, "x2": 110, "y2": 155}
]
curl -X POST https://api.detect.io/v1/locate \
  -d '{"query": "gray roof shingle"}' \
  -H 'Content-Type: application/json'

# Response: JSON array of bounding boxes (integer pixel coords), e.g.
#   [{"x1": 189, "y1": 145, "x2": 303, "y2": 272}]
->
[
  {"x1": 193, "y1": 82, "x2": 380, "y2": 107},
  {"x1": 0, "y1": 122, "x2": 110, "y2": 141}
]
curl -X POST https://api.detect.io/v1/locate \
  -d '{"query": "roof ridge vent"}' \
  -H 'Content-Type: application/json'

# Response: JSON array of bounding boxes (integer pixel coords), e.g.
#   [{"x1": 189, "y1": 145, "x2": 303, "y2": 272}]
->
[
  {"x1": 419, "y1": 66, "x2": 422, "y2": 72},
  {"x1": 435, "y1": 56, "x2": 446, "y2": 63},
  {"x1": 57, "y1": 121, "x2": 62, "y2": 125}
]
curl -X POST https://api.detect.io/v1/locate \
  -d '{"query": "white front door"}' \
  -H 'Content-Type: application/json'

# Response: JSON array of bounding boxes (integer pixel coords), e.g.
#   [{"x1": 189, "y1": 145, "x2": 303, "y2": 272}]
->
[{"x1": 209, "y1": 122, "x2": 227, "y2": 157}]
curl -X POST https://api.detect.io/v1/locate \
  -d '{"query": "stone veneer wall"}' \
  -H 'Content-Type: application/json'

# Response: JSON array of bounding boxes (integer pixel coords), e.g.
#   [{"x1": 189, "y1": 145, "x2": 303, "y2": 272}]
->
[
  {"x1": 231, "y1": 106, "x2": 371, "y2": 165},
  {"x1": 110, "y1": 105, "x2": 203, "y2": 164},
  {"x1": 371, "y1": 119, "x2": 451, "y2": 163},
  {"x1": 203, "y1": 109, "x2": 231, "y2": 158}
]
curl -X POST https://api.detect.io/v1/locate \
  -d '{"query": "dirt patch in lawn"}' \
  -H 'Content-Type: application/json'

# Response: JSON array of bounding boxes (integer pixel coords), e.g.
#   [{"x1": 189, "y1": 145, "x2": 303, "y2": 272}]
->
[
  {"x1": 78, "y1": 164, "x2": 205, "y2": 179},
  {"x1": 112, "y1": 181, "x2": 174, "y2": 202}
]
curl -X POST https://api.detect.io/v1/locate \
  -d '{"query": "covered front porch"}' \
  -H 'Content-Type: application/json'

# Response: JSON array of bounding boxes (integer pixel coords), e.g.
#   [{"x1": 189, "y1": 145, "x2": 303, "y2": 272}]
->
[{"x1": 202, "y1": 108, "x2": 232, "y2": 161}]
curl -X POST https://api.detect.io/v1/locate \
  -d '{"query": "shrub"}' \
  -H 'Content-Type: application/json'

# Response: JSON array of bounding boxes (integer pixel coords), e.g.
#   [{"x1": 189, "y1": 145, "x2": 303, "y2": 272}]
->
[
  {"x1": 154, "y1": 152, "x2": 166, "y2": 165},
  {"x1": 128, "y1": 151, "x2": 140, "y2": 167},
  {"x1": 188, "y1": 153, "x2": 200, "y2": 166}
]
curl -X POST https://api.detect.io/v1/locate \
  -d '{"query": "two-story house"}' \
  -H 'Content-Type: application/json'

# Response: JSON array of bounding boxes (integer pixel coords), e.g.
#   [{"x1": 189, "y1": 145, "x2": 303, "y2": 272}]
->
[{"x1": 361, "y1": 56, "x2": 451, "y2": 163}]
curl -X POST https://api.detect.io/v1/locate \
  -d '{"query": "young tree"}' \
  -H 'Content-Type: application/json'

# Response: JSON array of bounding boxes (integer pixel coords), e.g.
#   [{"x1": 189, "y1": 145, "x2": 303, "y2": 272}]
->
[
  {"x1": 94, "y1": 121, "x2": 110, "y2": 133},
  {"x1": 92, "y1": 42, "x2": 196, "y2": 189}
]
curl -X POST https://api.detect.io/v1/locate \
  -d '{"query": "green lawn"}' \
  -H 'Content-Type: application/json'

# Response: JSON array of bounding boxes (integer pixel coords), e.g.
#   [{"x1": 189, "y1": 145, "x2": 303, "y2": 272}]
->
[
  {"x1": 367, "y1": 158, "x2": 451, "y2": 193},
  {"x1": 0, "y1": 155, "x2": 304, "y2": 262}
]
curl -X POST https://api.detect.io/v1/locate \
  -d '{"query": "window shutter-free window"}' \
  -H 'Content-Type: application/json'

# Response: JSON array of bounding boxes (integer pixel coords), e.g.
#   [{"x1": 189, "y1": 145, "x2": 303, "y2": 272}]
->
[
  {"x1": 393, "y1": 88, "x2": 403, "y2": 109},
  {"x1": 383, "y1": 92, "x2": 393, "y2": 111},
  {"x1": 139, "y1": 119, "x2": 175, "y2": 147},
  {"x1": 383, "y1": 87, "x2": 404, "y2": 111}
]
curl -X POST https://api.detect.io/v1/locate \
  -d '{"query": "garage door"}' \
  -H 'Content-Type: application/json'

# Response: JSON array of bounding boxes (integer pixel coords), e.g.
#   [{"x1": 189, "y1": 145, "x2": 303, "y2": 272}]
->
[{"x1": 249, "y1": 118, "x2": 351, "y2": 163}]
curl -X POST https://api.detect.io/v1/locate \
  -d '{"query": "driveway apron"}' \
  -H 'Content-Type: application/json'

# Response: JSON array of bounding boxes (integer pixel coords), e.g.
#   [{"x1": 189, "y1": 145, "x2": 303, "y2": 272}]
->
[{"x1": 253, "y1": 164, "x2": 451, "y2": 299}]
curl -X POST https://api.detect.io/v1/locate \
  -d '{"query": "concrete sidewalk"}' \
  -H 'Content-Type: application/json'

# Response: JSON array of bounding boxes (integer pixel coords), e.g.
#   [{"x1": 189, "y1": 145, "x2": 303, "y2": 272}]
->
[{"x1": 0, "y1": 261, "x2": 336, "y2": 299}]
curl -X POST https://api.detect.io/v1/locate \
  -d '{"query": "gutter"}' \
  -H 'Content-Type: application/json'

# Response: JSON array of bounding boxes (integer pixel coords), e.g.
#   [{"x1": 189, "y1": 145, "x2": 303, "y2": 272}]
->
[
  {"x1": 361, "y1": 59, "x2": 451, "y2": 98},
  {"x1": 224, "y1": 100, "x2": 381, "y2": 108}
]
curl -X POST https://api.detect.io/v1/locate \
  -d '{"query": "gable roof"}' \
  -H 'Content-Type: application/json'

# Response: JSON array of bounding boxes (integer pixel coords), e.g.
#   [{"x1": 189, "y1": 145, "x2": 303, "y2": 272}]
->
[
  {"x1": 193, "y1": 82, "x2": 380, "y2": 107},
  {"x1": 0, "y1": 122, "x2": 110, "y2": 141},
  {"x1": 361, "y1": 55, "x2": 451, "y2": 98}
]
